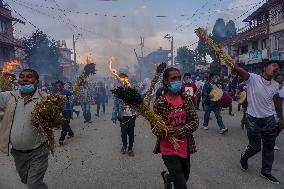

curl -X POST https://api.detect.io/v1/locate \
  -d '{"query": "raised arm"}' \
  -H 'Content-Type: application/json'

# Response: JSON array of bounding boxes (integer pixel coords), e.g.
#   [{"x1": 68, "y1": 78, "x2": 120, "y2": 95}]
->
[{"x1": 232, "y1": 64, "x2": 250, "y2": 81}]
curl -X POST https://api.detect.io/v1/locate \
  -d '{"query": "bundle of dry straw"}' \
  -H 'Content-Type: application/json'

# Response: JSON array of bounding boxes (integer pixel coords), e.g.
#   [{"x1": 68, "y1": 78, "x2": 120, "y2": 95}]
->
[{"x1": 31, "y1": 94, "x2": 66, "y2": 155}]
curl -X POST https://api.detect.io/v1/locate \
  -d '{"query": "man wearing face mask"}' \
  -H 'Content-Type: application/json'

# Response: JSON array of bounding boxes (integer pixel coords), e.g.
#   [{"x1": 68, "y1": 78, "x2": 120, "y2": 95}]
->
[
  {"x1": 152, "y1": 67, "x2": 199, "y2": 189},
  {"x1": 202, "y1": 73, "x2": 228, "y2": 134},
  {"x1": 181, "y1": 73, "x2": 197, "y2": 107},
  {"x1": 0, "y1": 69, "x2": 49, "y2": 189}
]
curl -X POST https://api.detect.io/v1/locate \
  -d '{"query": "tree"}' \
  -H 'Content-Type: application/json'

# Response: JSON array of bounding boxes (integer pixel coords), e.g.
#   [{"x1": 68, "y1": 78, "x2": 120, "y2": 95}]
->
[
  {"x1": 23, "y1": 30, "x2": 62, "y2": 80},
  {"x1": 175, "y1": 46, "x2": 195, "y2": 73},
  {"x1": 225, "y1": 20, "x2": 237, "y2": 38},
  {"x1": 212, "y1": 18, "x2": 226, "y2": 42}
]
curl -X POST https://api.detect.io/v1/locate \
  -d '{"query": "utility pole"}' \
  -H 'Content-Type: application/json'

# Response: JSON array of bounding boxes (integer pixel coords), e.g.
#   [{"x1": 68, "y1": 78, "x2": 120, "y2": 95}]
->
[
  {"x1": 73, "y1": 34, "x2": 81, "y2": 76},
  {"x1": 164, "y1": 34, "x2": 174, "y2": 66},
  {"x1": 73, "y1": 35, "x2": 78, "y2": 64}
]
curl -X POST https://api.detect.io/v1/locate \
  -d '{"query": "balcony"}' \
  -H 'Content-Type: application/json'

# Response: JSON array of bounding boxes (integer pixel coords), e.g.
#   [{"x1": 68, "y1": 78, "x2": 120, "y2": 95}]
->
[{"x1": 235, "y1": 49, "x2": 268, "y2": 65}]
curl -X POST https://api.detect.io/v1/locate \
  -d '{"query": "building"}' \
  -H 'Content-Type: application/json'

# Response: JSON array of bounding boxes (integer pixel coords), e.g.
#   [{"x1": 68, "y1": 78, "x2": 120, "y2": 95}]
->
[
  {"x1": 220, "y1": 0, "x2": 284, "y2": 75},
  {"x1": 268, "y1": 0, "x2": 284, "y2": 62},
  {"x1": 0, "y1": 0, "x2": 24, "y2": 67},
  {"x1": 220, "y1": 2, "x2": 270, "y2": 75},
  {"x1": 57, "y1": 40, "x2": 78, "y2": 81},
  {"x1": 135, "y1": 47, "x2": 171, "y2": 80}
]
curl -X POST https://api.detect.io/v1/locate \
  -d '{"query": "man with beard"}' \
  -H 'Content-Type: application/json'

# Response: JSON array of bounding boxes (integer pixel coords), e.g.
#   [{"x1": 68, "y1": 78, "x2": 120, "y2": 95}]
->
[
  {"x1": 0, "y1": 69, "x2": 49, "y2": 189},
  {"x1": 236, "y1": 61, "x2": 283, "y2": 184}
]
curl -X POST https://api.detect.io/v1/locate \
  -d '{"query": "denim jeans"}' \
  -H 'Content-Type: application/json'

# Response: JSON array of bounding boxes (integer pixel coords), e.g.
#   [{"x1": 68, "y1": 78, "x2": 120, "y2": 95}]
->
[
  {"x1": 162, "y1": 155, "x2": 191, "y2": 189},
  {"x1": 81, "y1": 103, "x2": 91, "y2": 122},
  {"x1": 241, "y1": 114, "x2": 277, "y2": 174},
  {"x1": 203, "y1": 104, "x2": 225, "y2": 129}
]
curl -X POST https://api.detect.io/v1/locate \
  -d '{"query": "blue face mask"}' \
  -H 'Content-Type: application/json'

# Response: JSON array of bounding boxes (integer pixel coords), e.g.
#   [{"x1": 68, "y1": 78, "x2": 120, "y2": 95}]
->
[
  {"x1": 19, "y1": 84, "x2": 35, "y2": 94},
  {"x1": 168, "y1": 81, "x2": 182, "y2": 93},
  {"x1": 185, "y1": 79, "x2": 192, "y2": 84}
]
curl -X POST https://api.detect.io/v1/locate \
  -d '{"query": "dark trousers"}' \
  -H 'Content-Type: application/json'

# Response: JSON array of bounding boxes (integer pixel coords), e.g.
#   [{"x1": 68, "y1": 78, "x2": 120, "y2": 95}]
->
[
  {"x1": 120, "y1": 116, "x2": 136, "y2": 149},
  {"x1": 196, "y1": 94, "x2": 201, "y2": 110},
  {"x1": 59, "y1": 112, "x2": 74, "y2": 141},
  {"x1": 11, "y1": 145, "x2": 48, "y2": 189},
  {"x1": 241, "y1": 114, "x2": 277, "y2": 174},
  {"x1": 162, "y1": 155, "x2": 191, "y2": 189},
  {"x1": 97, "y1": 101, "x2": 105, "y2": 115}
]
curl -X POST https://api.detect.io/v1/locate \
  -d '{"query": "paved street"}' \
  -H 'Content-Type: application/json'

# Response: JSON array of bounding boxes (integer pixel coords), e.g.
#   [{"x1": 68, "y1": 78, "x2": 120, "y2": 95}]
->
[{"x1": 1, "y1": 101, "x2": 284, "y2": 189}]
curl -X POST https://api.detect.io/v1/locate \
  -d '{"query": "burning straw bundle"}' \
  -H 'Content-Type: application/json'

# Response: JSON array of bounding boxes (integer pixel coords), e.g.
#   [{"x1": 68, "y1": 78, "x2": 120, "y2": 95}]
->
[
  {"x1": 144, "y1": 62, "x2": 167, "y2": 105},
  {"x1": 112, "y1": 86, "x2": 179, "y2": 150},
  {"x1": 31, "y1": 94, "x2": 66, "y2": 155},
  {"x1": 195, "y1": 27, "x2": 236, "y2": 69},
  {"x1": 73, "y1": 63, "x2": 96, "y2": 96},
  {"x1": 0, "y1": 76, "x2": 13, "y2": 92}
]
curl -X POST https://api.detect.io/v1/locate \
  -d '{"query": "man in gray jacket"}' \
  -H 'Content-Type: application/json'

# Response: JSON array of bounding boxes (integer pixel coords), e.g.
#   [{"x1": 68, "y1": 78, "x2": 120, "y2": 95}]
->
[{"x1": 0, "y1": 69, "x2": 48, "y2": 189}]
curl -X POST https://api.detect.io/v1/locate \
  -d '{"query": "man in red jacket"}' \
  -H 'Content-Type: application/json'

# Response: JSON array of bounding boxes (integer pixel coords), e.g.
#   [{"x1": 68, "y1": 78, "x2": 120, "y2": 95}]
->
[{"x1": 181, "y1": 73, "x2": 197, "y2": 105}]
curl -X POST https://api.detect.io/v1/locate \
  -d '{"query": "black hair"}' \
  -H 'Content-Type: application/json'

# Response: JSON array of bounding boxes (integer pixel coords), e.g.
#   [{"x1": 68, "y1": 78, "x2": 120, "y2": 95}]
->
[
  {"x1": 55, "y1": 80, "x2": 64, "y2": 86},
  {"x1": 209, "y1": 73, "x2": 218, "y2": 80},
  {"x1": 263, "y1": 60, "x2": 282, "y2": 69},
  {"x1": 118, "y1": 73, "x2": 128, "y2": 78},
  {"x1": 162, "y1": 67, "x2": 180, "y2": 88},
  {"x1": 183, "y1": 73, "x2": 191, "y2": 77},
  {"x1": 20, "y1": 69, "x2": 39, "y2": 81}
]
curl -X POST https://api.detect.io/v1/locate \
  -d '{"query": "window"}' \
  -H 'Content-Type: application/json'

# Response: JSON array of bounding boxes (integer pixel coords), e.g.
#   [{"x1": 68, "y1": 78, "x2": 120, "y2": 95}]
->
[
  {"x1": 261, "y1": 39, "x2": 267, "y2": 49},
  {"x1": 0, "y1": 21, "x2": 6, "y2": 33},
  {"x1": 240, "y1": 46, "x2": 248, "y2": 54},
  {"x1": 252, "y1": 41, "x2": 258, "y2": 51}
]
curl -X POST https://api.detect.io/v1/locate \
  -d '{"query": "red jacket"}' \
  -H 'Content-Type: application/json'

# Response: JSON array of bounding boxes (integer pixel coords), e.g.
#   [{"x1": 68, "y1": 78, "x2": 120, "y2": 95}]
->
[{"x1": 181, "y1": 82, "x2": 197, "y2": 105}]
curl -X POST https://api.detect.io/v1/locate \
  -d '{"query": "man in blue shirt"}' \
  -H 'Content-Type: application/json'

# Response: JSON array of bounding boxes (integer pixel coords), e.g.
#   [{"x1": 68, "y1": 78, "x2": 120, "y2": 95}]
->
[{"x1": 54, "y1": 80, "x2": 74, "y2": 146}]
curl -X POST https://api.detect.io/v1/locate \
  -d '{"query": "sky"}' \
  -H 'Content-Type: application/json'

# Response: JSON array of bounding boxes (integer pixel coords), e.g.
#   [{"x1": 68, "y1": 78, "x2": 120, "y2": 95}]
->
[{"x1": 5, "y1": 0, "x2": 264, "y2": 76}]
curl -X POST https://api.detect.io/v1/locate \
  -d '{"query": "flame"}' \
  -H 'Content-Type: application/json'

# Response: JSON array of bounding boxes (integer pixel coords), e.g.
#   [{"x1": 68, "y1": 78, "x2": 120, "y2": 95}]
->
[
  {"x1": 108, "y1": 57, "x2": 129, "y2": 85},
  {"x1": 2, "y1": 59, "x2": 20, "y2": 74}
]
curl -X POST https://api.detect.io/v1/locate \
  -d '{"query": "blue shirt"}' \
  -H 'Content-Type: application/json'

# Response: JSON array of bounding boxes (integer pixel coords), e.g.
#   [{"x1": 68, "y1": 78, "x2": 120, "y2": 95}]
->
[{"x1": 62, "y1": 89, "x2": 72, "y2": 112}]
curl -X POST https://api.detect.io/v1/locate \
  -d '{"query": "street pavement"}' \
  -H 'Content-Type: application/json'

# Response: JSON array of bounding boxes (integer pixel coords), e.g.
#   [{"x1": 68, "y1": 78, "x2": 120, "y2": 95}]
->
[{"x1": 0, "y1": 100, "x2": 284, "y2": 189}]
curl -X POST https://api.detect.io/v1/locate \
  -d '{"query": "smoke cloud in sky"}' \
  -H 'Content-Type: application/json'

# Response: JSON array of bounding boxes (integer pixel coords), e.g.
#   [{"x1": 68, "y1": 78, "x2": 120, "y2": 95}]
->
[{"x1": 9, "y1": 0, "x2": 265, "y2": 76}]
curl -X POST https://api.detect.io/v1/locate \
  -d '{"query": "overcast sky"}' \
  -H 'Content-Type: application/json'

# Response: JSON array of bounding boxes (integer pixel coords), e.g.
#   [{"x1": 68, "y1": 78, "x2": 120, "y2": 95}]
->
[{"x1": 6, "y1": 0, "x2": 263, "y2": 76}]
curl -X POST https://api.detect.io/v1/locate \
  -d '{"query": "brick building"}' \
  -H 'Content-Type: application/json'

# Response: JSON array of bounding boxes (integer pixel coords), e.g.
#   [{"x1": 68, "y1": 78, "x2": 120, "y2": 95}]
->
[{"x1": 0, "y1": 0, "x2": 24, "y2": 67}]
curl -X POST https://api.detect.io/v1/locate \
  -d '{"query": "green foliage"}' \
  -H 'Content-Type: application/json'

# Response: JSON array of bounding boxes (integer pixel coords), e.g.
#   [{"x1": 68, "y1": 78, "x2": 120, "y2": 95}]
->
[
  {"x1": 212, "y1": 18, "x2": 226, "y2": 42},
  {"x1": 225, "y1": 20, "x2": 237, "y2": 38},
  {"x1": 175, "y1": 46, "x2": 195, "y2": 73},
  {"x1": 23, "y1": 30, "x2": 62, "y2": 80}
]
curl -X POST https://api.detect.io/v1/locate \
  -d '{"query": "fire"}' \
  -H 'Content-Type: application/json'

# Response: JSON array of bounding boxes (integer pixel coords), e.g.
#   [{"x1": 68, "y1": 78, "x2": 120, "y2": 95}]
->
[
  {"x1": 108, "y1": 57, "x2": 130, "y2": 85},
  {"x1": 2, "y1": 59, "x2": 20, "y2": 74}
]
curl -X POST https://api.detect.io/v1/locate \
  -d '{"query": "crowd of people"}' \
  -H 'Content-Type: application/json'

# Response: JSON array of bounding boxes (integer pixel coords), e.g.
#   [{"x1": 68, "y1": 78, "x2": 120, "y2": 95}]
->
[{"x1": 0, "y1": 60, "x2": 283, "y2": 189}]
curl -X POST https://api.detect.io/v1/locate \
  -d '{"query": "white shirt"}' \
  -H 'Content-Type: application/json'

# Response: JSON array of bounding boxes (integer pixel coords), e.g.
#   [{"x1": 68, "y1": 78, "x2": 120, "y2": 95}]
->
[
  {"x1": 10, "y1": 92, "x2": 46, "y2": 150},
  {"x1": 246, "y1": 73, "x2": 279, "y2": 118},
  {"x1": 195, "y1": 80, "x2": 204, "y2": 90}
]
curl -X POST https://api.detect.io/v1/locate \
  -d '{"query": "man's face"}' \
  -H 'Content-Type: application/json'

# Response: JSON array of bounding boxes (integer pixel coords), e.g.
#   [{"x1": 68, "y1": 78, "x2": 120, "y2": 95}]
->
[
  {"x1": 183, "y1": 75, "x2": 191, "y2": 81},
  {"x1": 264, "y1": 63, "x2": 280, "y2": 78},
  {"x1": 18, "y1": 71, "x2": 38, "y2": 86}
]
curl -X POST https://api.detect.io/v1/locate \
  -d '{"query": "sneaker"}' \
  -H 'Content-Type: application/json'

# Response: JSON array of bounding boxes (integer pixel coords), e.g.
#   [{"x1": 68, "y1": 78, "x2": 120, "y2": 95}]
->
[
  {"x1": 203, "y1": 126, "x2": 209, "y2": 130},
  {"x1": 161, "y1": 171, "x2": 172, "y2": 189},
  {"x1": 229, "y1": 113, "x2": 234, "y2": 116},
  {"x1": 260, "y1": 172, "x2": 280, "y2": 184},
  {"x1": 274, "y1": 145, "x2": 280, "y2": 151},
  {"x1": 240, "y1": 156, "x2": 248, "y2": 171},
  {"x1": 68, "y1": 134, "x2": 74, "y2": 138},
  {"x1": 59, "y1": 141, "x2": 64, "y2": 146},
  {"x1": 121, "y1": 146, "x2": 126, "y2": 154},
  {"x1": 219, "y1": 128, "x2": 228, "y2": 134},
  {"x1": 128, "y1": 149, "x2": 135, "y2": 157}
]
